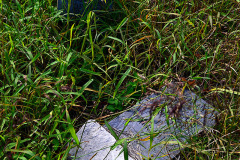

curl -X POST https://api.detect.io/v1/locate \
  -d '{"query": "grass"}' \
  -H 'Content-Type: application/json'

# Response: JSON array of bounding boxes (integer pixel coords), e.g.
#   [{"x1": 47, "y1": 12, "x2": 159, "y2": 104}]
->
[{"x1": 0, "y1": 0, "x2": 239, "y2": 159}]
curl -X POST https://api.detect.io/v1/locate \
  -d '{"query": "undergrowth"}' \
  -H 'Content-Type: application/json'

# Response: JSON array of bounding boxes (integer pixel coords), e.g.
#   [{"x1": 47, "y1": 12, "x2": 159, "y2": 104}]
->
[{"x1": 0, "y1": 0, "x2": 239, "y2": 159}]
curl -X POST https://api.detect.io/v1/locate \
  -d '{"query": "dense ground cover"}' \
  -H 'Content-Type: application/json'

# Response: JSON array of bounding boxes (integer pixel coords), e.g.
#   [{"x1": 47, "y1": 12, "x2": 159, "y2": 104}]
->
[{"x1": 0, "y1": 0, "x2": 239, "y2": 159}]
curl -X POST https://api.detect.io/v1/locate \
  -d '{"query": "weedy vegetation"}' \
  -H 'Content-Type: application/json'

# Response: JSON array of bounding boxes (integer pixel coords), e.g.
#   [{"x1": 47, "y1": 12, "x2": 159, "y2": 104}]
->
[{"x1": 0, "y1": 0, "x2": 239, "y2": 159}]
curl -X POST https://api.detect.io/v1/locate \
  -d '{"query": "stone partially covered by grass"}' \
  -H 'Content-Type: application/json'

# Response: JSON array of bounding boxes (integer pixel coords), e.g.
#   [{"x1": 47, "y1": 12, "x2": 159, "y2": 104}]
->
[{"x1": 0, "y1": 0, "x2": 239, "y2": 159}]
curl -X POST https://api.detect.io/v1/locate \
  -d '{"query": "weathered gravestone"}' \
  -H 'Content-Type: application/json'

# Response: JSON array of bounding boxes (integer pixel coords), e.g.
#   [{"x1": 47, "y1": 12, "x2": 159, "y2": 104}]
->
[
  {"x1": 68, "y1": 82, "x2": 218, "y2": 160},
  {"x1": 57, "y1": 0, "x2": 113, "y2": 15}
]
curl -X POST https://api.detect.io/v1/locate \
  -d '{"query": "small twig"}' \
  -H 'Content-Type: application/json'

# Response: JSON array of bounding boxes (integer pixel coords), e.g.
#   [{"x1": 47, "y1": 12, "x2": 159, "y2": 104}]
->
[{"x1": 147, "y1": 87, "x2": 162, "y2": 93}]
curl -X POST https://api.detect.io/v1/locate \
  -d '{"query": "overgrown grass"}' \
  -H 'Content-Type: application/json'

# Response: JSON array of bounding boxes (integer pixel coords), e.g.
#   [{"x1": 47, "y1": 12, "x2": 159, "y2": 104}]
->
[{"x1": 0, "y1": 0, "x2": 239, "y2": 159}]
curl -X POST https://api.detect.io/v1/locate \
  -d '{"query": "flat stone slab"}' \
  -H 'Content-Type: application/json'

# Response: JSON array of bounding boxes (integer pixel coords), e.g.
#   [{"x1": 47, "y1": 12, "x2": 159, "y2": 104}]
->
[
  {"x1": 68, "y1": 120, "x2": 134, "y2": 160},
  {"x1": 103, "y1": 83, "x2": 217, "y2": 159},
  {"x1": 69, "y1": 83, "x2": 217, "y2": 160}
]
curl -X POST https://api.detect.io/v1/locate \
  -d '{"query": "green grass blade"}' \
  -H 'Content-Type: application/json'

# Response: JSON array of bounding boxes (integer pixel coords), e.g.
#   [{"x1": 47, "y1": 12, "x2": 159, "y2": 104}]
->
[
  {"x1": 70, "y1": 24, "x2": 74, "y2": 47},
  {"x1": 79, "y1": 68, "x2": 102, "y2": 76},
  {"x1": 123, "y1": 140, "x2": 128, "y2": 160},
  {"x1": 116, "y1": 17, "x2": 128, "y2": 31},
  {"x1": 73, "y1": 79, "x2": 94, "y2": 102},
  {"x1": 66, "y1": 108, "x2": 80, "y2": 146},
  {"x1": 150, "y1": 114, "x2": 154, "y2": 149},
  {"x1": 108, "y1": 36, "x2": 124, "y2": 44},
  {"x1": 4, "y1": 149, "x2": 41, "y2": 160},
  {"x1": 113, "y1": 67, "x2": 131, "y2": 98},
  {"x1": 105, "y1": 120, "x2": 119, "y2": 140}
]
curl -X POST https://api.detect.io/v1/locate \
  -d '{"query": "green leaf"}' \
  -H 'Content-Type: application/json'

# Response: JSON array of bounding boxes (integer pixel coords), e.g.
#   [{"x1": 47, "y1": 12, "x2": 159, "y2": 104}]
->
[
  {"x1": 108, "y1": 36, "x2": 124, "y2": 44},
  {"x1": 4, "y1": 149, "x2": 41, "y2": 160},
  {"x1": 73, "y1": 79, "x2": 94, "y2": 102},
  {"x1": 108, "y1": 98, "x2": 118, "y2": 105},
  {"x1": 113, "y1": 67, "x2": 131, "y2": 98},
  {"x1": 116, "y1": 17, "x2": 128, "y2": 31},
  {"x1": 165, "y1": 105, "x2": 170, "y2": 126},
  {"x1": 70, "y1": 24, "x2": 74, "y2": 47},
  {"x1": 66, "y1": 108, "x2": 80, "y2": 146},
  {"x1": 79, "y1": 68, "x2": 102, "y2": 76},
  {"x1": 150, "y1": 113, "x2": 154, "y2": 149},
  {"x1": 123, "y1": 140, "x2": 128, "y2": 160},
  {"x1": 192, "y1": 77, "x2": 210, "y2": 80},
  {"x1": 52, "y1": 138, "x2": 60, "y2": 151},
  {"x1": 27, "y1": 52, "x2": 40, "y2": 67},
  {"x1": 13, "y1": 84, "x2": 25, "y2": 96},
  {"x1": 93, "y1": 62, "x2": 111, "y2": 80},
  {"x1": 61, "y1": 143, "x2": 72, "y2": 160},
  {"x1": 105, "y1": 120, "x2": 119, "y2": 140},
  {"x1": 111, "y1": 138, "x2": 127, "y2": 150},
  {"x1": 107, "y1": 105, "x2": 116, "y2": 111}
]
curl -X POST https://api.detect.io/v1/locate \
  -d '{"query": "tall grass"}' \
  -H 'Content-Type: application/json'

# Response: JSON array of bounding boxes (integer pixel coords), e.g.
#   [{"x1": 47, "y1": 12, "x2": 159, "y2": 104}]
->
[{"x1": 0, "y1": 0, "x2": 239, "y2": 159}]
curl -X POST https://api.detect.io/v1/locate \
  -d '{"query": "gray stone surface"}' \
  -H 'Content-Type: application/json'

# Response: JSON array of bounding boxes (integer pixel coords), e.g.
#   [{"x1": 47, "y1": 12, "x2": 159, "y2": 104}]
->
[
  {"x1": 103, "y1": 83, "x2": 217, "y2": 160},
  {"x1": 69, "y1": 83, "x2": 218, "y2": 160},
  {"x1": 68, "y1": 120, "x2": 134, "y2": 160}
]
